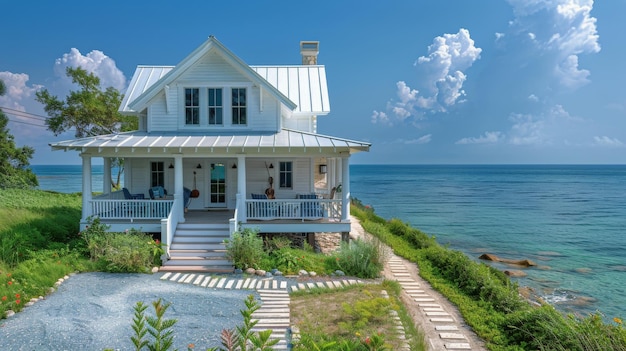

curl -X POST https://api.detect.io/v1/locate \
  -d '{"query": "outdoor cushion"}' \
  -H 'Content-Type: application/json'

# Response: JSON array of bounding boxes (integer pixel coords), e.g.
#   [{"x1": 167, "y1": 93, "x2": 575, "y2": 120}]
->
[{"x1": 251, "y1": 193, "x2": 268, "y2": 199}]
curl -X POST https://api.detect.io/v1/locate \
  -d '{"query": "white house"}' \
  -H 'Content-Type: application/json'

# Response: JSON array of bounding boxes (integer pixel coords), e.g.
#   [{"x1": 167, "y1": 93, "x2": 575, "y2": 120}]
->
[{"x1": 50, "y1": 36, "x2": 370, "y2": 271}]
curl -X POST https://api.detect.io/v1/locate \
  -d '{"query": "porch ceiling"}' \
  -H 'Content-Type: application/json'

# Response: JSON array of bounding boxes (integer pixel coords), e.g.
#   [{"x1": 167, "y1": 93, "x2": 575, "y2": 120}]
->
[{"x1": 49, "y1": 128, "x2": 370, "y2": 155}]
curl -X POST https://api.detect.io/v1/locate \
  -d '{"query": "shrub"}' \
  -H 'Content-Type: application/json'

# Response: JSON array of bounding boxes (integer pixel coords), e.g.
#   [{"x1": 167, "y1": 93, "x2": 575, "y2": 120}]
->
[
  {"x1": 224, "y1": 228, "x2": 266, "y2": 270},
  {"x1": 80, "y1": 218, "x2": 160, "y2": 273},
  {"x1": 334, "y1": 238, "x2": 386, "y2": 279}
]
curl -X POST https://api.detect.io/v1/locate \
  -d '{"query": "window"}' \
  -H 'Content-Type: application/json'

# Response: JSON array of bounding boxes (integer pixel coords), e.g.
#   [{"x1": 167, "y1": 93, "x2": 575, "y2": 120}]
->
[
  {"x1": 231, "y1": 88, "x2": 247, "y2": 125},
  {"x1": 279, "y1": 161, "x2": 293, "y2": 189},
  {"x1": 151, "y1": 162, "x2": 165, "y2": 187},
  {"x1": 185, "y1": 88, "x2": 199, "y2": 125},
  {"x1": 208, "y1": 88, "x2": 223, "y2": 125}
]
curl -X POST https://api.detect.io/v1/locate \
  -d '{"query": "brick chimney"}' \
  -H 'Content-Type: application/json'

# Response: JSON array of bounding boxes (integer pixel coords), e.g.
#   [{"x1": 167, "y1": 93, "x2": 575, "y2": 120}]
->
[{"x1": 300, "y1": 41, "x2": 319, "y2": 65}]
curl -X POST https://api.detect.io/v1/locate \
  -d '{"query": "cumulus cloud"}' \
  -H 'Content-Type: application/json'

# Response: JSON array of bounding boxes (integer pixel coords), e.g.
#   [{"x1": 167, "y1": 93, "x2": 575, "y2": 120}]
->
[
  {"x1": 593, "y1": 136, "x2": 623, "y2": 147},
  {"x1": 506, "y1": 0, "x2": 600, "y2": 89},
  {"x1": 54, "y1": 48, "x2": 126, "y2": 91},
  {"x1": 456, "y1": 131, "x2": 503, "y2": 145},
  {"x1": 373, "y1": 28, "x2": 482, "y2": 126},
  {"x1": 371, "y1": 110, "x2": 390, "y2": 125},
  {"x1": 528, "y1": 94, "x2": 539, "y2": 102},
  {"x1": 0, "y1": 72, "x2": 42, "y2": 111}
]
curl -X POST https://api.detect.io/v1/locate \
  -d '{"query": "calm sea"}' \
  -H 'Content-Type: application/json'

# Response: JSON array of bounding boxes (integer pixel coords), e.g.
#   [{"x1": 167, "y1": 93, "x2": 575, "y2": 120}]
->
[
  {"x1": 351, "y1": 164, "x2": 626, "y2": 320},
  {"x1": 31, "y1": 164, "x2": 625, "y2": 318}
]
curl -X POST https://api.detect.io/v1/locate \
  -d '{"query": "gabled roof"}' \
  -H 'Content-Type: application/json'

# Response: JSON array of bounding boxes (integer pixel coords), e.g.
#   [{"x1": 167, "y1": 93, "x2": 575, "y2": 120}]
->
[
  {"x1": 120, "y1": 65, "x2": 330, "y2": 115},
  {"x1": 124, "y1": 36, "x2": 297, "y2": 114},
  {"x1": 49, "y1": 129, "x2": 370, "y2": 154}
]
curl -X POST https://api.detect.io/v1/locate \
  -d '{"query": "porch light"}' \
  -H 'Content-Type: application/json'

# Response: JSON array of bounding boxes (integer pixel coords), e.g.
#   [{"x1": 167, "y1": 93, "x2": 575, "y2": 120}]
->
[
  {"x1": 269, "y1": 163, "x2": 274, "y2": 169},
  {"x1": 232, "y1": 163, "x2": 237, "y2": 169},
  {"x1": 168, "y1": 163, "x2": 174, "y2": 169},
  {"x1": 196, "y1": 163, "x2": 202, "y2": 169},
  {"x1": 319, "y1": 164, "x2": 327, "y2": 174}
]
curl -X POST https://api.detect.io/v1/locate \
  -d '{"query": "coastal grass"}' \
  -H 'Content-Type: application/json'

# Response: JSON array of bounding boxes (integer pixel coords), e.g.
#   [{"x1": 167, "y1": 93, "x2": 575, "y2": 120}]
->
[
  {"x1": 0, "y1": 189, "x2": 165, "y2": 318},
  {"x1": 351, "y1": 200, "x2": 626, "y2": 350},
  {"x1": 290, "y1": 281, "x2": 427, "y2": 351}
]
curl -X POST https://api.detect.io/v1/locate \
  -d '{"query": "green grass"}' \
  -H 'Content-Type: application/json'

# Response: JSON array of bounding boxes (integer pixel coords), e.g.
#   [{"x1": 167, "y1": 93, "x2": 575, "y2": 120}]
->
[{"x1": 351, "y1": 200, "x2": 626, "y2": 351}]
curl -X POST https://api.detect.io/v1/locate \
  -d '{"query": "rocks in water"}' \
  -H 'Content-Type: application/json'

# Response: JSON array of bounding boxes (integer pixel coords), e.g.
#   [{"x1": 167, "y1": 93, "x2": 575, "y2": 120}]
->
[
  {"x1": 479, "y1": 253, "x2": 537, "y2": 267},
  {"x1": 504, "y1": 270, "x2": 528, "y2": 277},
  {"x1": 575, "y1": 267, "x2": 592, "y2": 274}
]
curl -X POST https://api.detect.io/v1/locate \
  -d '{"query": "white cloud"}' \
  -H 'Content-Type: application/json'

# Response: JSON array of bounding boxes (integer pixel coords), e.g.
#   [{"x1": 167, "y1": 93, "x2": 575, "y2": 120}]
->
[
  {"x1": 528, "y1": 94, "x2": 539, "y2": 102},
  {"x1": 456, "y1": 131, "x2": 503, "y2": 145},
  {"x1": 555, "y1": 54, "x2": 590, "y2": 89},
  {"x1": 411, "y1": 134, "x2": 432, "y2": 144},
  {"x1": 507, "y1": 0, "x2": 600, "y2": 89},
  {"x1": 495, "y1": 32, "x2": 506, "y2": 41},
  {"x1": 54, "y1": 48, "x2": 127, "y2": 91},
  {"x1": 381, "y1": 28, "x2": 482, "y2": 125},
  {"x1": 371, "y1": 110, "x2": 390, "y2": 125},
  {"x1": 0, "y1": 72, "x2": 42, "y2": 111},
  {"x1": 508, "y1": 113, "x2": 546, "y2": 145},
  {"x1": 593, "y1": 136, "x2": 623, "y2": 147}
]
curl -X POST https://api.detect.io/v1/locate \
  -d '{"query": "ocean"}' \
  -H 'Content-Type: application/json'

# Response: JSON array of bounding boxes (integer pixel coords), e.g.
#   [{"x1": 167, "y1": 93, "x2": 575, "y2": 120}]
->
[{"x1": 31, "y1": 164, "x2": 625, "y2": 319}]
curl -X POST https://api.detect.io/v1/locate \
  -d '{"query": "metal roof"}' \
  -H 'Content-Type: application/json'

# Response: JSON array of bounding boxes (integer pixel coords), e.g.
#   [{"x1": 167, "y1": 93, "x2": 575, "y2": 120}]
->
[
  {"x1": 50, "y1": 129, "x2": 370, "y2": 155},
  {"x1": 120, "y1": 65, "x2": 330, "y2": 115},
  {"x1": 252, "y1": 66, "x2": 329, "y2": 114}
]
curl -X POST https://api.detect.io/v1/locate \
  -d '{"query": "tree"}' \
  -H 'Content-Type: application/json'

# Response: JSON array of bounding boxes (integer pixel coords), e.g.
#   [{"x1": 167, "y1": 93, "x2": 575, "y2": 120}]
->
[
  {"x1": 0, "y1": 79, "x2": 38, "y2": 189},
  {"x1": 36, "y1": 67, "x2": 137, "y2": 189}
]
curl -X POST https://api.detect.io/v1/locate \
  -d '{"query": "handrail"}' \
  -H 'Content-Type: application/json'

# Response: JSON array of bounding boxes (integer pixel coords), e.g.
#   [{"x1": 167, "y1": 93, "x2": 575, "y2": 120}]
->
[
  {"x1": 90, "y1": 199, "x2": 174, "y2": 221},
  {"x1": 245, "y1": 198, "x2": 342, "y2": 221}
]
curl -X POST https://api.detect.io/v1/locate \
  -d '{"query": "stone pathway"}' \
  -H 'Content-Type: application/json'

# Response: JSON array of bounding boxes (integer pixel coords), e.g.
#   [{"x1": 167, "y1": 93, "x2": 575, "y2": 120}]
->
[
  {"x1": 386, "y1": 254, "x2": 476, "y2": 350},
  {"x1": 159, "y1": 272, "x2": 368, "y2": 350}
]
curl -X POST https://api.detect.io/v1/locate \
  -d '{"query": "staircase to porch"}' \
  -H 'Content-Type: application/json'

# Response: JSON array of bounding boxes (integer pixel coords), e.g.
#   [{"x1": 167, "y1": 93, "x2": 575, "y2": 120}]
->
[{"x1": 160, "y1": 222, "x2": 234, "y2": 273}]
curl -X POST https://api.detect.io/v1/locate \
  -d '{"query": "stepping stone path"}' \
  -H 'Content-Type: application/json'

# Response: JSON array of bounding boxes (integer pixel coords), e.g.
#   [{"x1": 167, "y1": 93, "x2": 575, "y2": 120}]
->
[
  {"x1": 159, "y1": 272, "x2": 381, "y2": 350},
  {"x1": 386, "y1": 254, "x2": 476, "y2": 350}
]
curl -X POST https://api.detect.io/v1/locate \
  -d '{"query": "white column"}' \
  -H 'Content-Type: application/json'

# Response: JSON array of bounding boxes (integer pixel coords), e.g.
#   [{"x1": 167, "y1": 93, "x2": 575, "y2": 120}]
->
[
  {"x1": 341, "y1": 156, "x2": 350, "y2": 222},
  {"x1": 103, "y1": 157, "x2": 111, "y2": 194},
  {"x1": 81, "y1": 153, "x2": 93, "y2": 222},
  {"x1": 174, "y1": 154, "x2": 184, "y2": 222},
  {"x1": 237, "y1": 155, "x2": 247, "y2": 222}
]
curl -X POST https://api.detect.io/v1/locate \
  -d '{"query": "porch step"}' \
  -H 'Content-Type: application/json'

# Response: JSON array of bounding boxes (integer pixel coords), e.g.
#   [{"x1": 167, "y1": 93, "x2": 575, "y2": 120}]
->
[{"x1": 162, "y1": 222, "x2": 233, "y2": 273}]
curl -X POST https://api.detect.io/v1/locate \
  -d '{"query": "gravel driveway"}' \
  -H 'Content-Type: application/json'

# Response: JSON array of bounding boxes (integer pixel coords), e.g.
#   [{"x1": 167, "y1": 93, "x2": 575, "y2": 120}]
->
[{"x1": 0, "y1": 272, "x2": 256, "y2": 351}]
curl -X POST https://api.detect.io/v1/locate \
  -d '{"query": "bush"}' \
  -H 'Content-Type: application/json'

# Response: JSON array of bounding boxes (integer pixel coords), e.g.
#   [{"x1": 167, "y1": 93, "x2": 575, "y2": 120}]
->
[
  {"x1": 334, "y1": 238, "x2": 386, "y2": 279},
  {"x1": 224, "y1": 228, "x2": 266, "y2": 270},
  {"x1": 80, "y1": 218, "x2": 161, "y2": 273}
]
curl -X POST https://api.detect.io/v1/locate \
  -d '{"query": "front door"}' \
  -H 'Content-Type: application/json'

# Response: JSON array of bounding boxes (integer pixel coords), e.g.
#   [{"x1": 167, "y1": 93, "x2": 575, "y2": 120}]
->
[{"x1": 209, "y1": 163, "x2": 226, "y2": 207}]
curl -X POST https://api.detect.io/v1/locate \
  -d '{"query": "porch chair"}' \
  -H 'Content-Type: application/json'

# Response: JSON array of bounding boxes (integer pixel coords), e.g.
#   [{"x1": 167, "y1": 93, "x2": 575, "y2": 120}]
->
[
  {"x1": 297, "y1": 193, "x2": 324, "y2": 219},
  {"x1": 122, "y1": 187, "x2": 145, "y2": 199},
  {"x1": 148, "y1": 186, "x2": 168, "y2": 199}
]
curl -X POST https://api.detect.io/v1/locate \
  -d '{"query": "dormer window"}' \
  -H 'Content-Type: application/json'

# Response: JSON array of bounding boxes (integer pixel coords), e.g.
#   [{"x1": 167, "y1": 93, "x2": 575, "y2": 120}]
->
[
  {"x1": 232, "y1": 88, "x2": 247, "y2": 125},
  {"x1": 185, "y1": 88, "x2": 200, "y2": 125},
  {"x1": 208, "y1": 88, "x2": 223, "y2": 125}
]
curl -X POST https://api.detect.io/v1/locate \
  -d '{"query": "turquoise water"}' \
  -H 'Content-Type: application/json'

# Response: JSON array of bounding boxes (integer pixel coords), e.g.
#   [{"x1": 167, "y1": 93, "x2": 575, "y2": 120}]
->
[
  {"x1": 351, "y1": 165, "x2": 626, "y2": 319},
  {"x1": 32, "y1": 164, "x2": 110, "y2": 193},
  {"x1": 31, "y1": 164, "x2": 625, "y2": 318}
]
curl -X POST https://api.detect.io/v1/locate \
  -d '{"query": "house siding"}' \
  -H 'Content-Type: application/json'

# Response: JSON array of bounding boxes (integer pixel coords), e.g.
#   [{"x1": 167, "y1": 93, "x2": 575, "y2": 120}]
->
[{"x1": 146, "y1": 51, "x2": 282, "y2": 133}]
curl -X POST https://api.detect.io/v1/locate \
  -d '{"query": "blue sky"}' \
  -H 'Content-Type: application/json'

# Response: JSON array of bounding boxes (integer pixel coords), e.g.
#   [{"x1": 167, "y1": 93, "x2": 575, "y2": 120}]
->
[{"x1": 1, "y1": 0, "x2": 624, "y2": 164}]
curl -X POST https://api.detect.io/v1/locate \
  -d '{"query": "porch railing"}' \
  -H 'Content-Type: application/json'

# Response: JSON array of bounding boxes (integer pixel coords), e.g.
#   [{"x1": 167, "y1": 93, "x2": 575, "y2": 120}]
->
[
  {"x1": 90, "y1": 199, "x2": 174, "y2": 221},
  {"x1": 245, "y1": 199, "x2": 341, "y2": 221}
]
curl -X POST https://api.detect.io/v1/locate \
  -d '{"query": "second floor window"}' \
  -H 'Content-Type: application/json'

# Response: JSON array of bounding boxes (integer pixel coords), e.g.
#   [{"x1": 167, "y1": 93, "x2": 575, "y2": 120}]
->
[
  {"x1": 232, "y1": 88, "x2": 246, "y2": 125},
  {"x1": 185, "y1": 88, "x2": 199, "y2": 125},
  {"x1": 208, "y1": 88, "x2": 223, "y2": 125}
]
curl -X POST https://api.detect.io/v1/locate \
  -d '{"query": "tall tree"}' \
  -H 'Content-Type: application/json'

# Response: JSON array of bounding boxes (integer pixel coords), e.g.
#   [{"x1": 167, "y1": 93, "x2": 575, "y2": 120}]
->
[
  {"x1": 35, "y1": 66, "x2": 136, "y2": 137},
  {"x1": 36, "y1": 67, "x2": 137, "y2": 189},
  {"x1": 0, "y1": 79, "x2": 38, "y2": 189}
]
